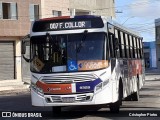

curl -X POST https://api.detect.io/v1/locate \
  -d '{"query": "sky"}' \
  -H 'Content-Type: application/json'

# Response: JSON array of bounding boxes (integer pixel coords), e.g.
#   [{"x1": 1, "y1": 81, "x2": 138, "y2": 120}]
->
[{"x1": 115, "y1": 0, "x2": 160, "y2": 42}]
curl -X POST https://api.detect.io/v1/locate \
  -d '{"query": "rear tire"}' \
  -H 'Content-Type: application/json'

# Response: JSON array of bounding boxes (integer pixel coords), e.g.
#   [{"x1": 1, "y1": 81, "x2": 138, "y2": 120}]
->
[
  {"x1": 124, "y1": 95, "x2": 132, "y2": 101},
  {"x1": 109, "y1": 101, "x2": 120, "y2": 113},
  {"x1": 109, "y1": 80, "x2": 123, "y2": 113}
]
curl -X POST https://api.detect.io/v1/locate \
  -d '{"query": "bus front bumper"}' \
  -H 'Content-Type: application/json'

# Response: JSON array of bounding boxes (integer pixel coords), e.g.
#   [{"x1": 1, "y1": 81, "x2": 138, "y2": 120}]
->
[{"x1": 31, "y1": 85, "x2": 113, "y2": 107}]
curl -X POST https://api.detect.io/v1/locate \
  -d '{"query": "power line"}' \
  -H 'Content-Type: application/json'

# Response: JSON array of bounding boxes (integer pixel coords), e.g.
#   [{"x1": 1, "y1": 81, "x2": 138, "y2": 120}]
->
[{"x1": 129, "y1": 24, "x2": 155, "y2": 29}]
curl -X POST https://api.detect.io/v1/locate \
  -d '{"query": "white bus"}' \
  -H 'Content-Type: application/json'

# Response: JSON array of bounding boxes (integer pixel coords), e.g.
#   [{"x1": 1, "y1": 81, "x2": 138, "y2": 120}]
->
[{"x1": 22, "y1": 15, "x2": 145, "y2": 113}]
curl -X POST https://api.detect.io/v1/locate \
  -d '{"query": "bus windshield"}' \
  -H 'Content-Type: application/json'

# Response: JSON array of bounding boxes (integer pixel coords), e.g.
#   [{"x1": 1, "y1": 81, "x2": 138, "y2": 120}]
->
[{"x1": 30, "y1": 32, "x2": 107, "y2": 73}]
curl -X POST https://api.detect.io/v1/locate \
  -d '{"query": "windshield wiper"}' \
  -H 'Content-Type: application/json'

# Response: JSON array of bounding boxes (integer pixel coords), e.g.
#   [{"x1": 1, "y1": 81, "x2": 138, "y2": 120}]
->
[{"x1": 76, "y1": 30, "x2": 88, "y2": 53}]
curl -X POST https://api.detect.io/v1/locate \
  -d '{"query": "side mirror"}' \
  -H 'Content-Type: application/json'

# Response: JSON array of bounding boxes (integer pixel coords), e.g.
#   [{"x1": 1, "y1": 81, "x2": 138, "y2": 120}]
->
[
  {"x1": 22, "y1": 34, "x2": 30, "y2": 54},
  {"x1": 21, "y1": 34, "x2": 30, "y2": 62},
  {"x1": 22, "y1": 40, "x2": 26, "y2": 54}
]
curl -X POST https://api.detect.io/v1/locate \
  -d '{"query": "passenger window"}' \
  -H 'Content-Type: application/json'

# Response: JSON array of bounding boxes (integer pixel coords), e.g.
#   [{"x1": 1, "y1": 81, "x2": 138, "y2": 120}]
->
[
  {"x1": 125, "y1": 34, "x2": 129, "y2": 58},
  {"x1": 123, "y1": 33, "x2": 127, "y2": 58},
  {"x1": 117, "y1": 30, "x2": 123, "y2": 58},
  {"x1": 139, "y1": 39, "x2": 143, "y2": 58},
  {"x1": 108, "y1": 32, "x2": 115, "y2": 58},
  {"x1": 120, "y1": 32, "x2": 125, "y2": 58},
  {"x1": 129, "y1": 35, "x2": 133, "y2": 58},
  {"x1": 115, "y1": 29, "x2": 120, "y2": 58},
  {"x1": 136, "y1": 38, "x2": 140, "y2": 58},
  {"x1": 133, "y1": 37, "x2": 137, "y2": 58},
  {"x1": 131, "y1": 36, "x2": 135, "y2": 58}
]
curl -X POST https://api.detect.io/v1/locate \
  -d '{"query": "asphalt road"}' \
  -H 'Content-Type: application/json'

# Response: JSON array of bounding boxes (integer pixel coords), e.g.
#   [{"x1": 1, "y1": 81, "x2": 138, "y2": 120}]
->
[{"x1": 0, "y1": 75, "x2": 160, "y2": 120}]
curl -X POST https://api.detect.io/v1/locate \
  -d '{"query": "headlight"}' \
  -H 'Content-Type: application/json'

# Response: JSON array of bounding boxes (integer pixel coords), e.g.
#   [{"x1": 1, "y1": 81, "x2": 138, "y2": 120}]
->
[
  {"x1": 95, "y1": 79, "x2": 109, "y2": 93},
  {"x1": 95, "y1": 83, "x2": 103, "y2": 91},
  {"x1": 103, "y1": 79, "x2": 109, "y2": 87},
  {"x1": 31, "y1": 83, "x2": 44, "y2": 96}
]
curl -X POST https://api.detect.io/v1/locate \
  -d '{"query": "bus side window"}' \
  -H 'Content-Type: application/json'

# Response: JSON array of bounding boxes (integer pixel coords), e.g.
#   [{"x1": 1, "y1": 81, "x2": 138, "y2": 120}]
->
[
  {"x1": 117, "y1": 29, "x2": 123, "y2": 58},
  {"x1": 129, "y1": 35, "x2": 133, "y2": 58},
  {"x1": 136, "y1": 38, "x2": 140, "y2": 59},
  {"x1": 115, "y1": 29, "x2": 120, "y2": 58},
  {"x1": 134, "y1": 37, "x2": 137, "y2": 58},
  {"x1": 135, "y1": 37, "x2": 138, "y2": 58},
  {"x1": 127, "y1": 34, "x2": 131, "y2": 58},
  {"x1": 140, "y1": 39, "x2": 144, "y2": 58},
  {"x1": 120, "y1": 32, "x2": 125, "y2": 58},
  {"x1": 132, "y1": 36, "x2": 135, "y2": 58},
  {"x1": 123, "y1": 33, "x2": 127, "y2": 58},
  {"x1": 139, "y1": 38, "x2": 143, "y2": 58},
  {"x1": 138, "y1": 38, "x2": 141, "y2": 58},
  {"x1": 107, "y1": 23, "x2": 115, "y2": 58},
  {"x1": 108, "y1": 32, "x2": 115, "y2": 58},
  {"x1": 125, "y1": 33, "x2": 129, "y2": 58}
]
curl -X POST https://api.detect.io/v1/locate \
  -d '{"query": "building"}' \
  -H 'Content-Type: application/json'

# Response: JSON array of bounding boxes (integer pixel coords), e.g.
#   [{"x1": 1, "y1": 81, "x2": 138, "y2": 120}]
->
[
  {"x1": 0, "y1": 0, "x2": 115, "y2": 88},
  {"x1": 0, "y1": 0, "x2": 39, "y2": 86},
  {"x1": 69, "y1": 0, "x2": 115, "y2": 18},
  {"x1": 0, "y1": 0, "x2": 70, "y2": 87},
  {"x1": 41, "y1": 0, "x2": 70, "y2": 18},
  {"x1": 143, "y1": 41, "x2": 157, "y2": 68},
  {"x1": 155, "y1": 18, "x2": 160, "y2": 69}
]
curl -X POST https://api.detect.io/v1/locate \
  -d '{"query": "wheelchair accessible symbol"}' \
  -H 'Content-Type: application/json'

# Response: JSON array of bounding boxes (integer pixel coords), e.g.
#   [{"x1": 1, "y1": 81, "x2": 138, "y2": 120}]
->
[{"x1": 68, "y1": 60, "x2": 78, "y2": 71}]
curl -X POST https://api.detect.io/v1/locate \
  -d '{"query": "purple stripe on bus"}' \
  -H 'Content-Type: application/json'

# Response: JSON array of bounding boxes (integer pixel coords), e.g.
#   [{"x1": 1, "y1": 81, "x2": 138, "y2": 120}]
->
[{"x1": 76, "y1": 78, "x2": 102, "y2": 93}]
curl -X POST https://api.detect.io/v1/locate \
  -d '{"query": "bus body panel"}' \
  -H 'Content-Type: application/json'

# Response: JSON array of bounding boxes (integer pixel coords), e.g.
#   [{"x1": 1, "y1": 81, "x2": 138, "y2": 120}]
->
[
  {"x1": 30, "y1": 66, "x2": 119, "y2": 106},
  {"x1": 110, "y1": 58, "x2": 145, "y2": 99},
  {"x1": 27, "y1": 15, "x2": 145, "y2": 107},
  {"x1": 31, "y1": 85, "x2": 114, "y2": 106},
  {"x1": 31, "y1": 58, "x2": 145, "y2": 107}
]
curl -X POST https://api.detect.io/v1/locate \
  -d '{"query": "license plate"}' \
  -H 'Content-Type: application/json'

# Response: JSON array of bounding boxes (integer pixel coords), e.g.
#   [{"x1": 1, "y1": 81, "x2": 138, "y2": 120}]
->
[{"x1": 62, "y1": 97, "x2": 75, "y2": 103}]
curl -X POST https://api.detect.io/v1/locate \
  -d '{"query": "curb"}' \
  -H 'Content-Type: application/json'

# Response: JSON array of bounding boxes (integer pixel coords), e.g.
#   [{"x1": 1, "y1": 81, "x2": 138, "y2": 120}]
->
[
  {"x1": 0, "y1": 84, "x2": 30, "y2": 93},
  {"x1": 0, "y1": 88, "x2": 30, "y2": 96}
]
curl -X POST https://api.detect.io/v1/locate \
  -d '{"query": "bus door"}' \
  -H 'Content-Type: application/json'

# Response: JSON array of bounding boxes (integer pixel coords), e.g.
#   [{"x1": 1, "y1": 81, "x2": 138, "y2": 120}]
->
[
  {"x1": 107, "y1": 23, "x2": 117, "y2": 73},
  {"x1": 108, "y1": 23, "x2": 120, "y2": 79}
]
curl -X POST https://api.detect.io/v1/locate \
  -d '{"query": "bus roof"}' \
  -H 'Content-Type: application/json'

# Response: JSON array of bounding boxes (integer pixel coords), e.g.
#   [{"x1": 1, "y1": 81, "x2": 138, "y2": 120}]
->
[{"x1": 101, "y1": 16, "x2": 141, "y2": 37}]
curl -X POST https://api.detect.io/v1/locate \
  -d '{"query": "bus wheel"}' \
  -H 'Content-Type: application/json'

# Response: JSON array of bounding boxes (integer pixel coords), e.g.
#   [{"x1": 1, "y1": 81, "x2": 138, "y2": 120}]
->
[
  {"x1": 124, "y1": 95, "x2": 132, "y2": 101},
  {"x1": 109, "y1": 81, "x2": 123, "y2": 113},
  {"x1": 52, "y1": 106, "x2": 61, "y2": 114},
  {"x1": 109, "y1": 101, "x2": 120, "y2": 113},
  {"x1": 131, "y1": 78, "x2": 139, "y2": 101}
]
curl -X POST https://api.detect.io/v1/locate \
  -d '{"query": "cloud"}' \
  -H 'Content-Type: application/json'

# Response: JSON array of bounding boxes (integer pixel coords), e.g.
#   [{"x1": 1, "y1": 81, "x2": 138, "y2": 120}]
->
[
  {"x1": 130, "y1": 0, "x2": 160, "y2": 19},
  {"x1": 116, "y1": 0, "x2": 158, "y2": 41}
]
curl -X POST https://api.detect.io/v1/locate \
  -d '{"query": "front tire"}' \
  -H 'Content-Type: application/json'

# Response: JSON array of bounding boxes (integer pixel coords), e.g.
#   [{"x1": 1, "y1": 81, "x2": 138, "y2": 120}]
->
[
  {"x1": 109, "y1": 101, "x2": 120, "y2": 113},
  {"x1": 109, "y1": 80, "x2": 123, "y2": 113},
  {"x1": 52, "y1": 106, "x2": 61, "y2": 114}
]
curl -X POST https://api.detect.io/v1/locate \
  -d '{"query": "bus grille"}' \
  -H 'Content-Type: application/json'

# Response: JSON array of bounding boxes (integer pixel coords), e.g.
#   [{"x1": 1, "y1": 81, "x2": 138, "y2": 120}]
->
[
  {"x1": 41, "y1": 74, "x2": 97, "y2": 83},
  {"x1": 45, "y1": 94, "x2": 93, "y2": 103}
]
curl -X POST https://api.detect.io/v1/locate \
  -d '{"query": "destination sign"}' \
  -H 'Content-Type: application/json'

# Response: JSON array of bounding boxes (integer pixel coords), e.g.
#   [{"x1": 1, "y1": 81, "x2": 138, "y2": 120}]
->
[
  {"x1": 49, "y1": 21, "x2": 91, "y2": 30},
  {"x1": 32, "y1": 17, "x2": 104, "y2": 32}
]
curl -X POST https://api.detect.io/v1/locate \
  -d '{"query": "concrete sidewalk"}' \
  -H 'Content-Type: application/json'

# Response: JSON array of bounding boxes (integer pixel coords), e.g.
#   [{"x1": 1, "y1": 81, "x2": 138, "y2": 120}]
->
[{"x1": 0, "y1": 81, "x2": 30, "y2": 92}]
